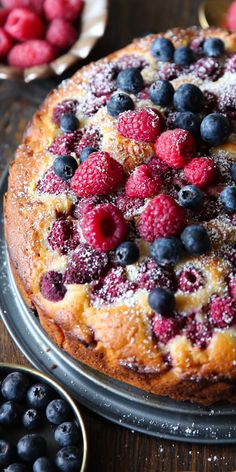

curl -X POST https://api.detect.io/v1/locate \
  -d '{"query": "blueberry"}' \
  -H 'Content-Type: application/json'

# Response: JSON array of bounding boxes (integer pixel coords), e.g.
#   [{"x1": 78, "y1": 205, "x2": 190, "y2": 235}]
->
[
  {"x1": 231, "y1": 163, "x2": 236, "y2": 183},
  {"x1": 173, "y1": 84, "x2": 203, "y2": 112},
  {"x1": 115, "y1": 241, "x2": 140, "y2": 266},
  {"x1": 107, "y1": 92, "x2": 134, "y2": 117},
  {"x1": 0, "y1": 440, "x2": 15, "y2": 466},
  {"x1": 0, "y1": 401, "x2": 21, "y2": 425},
  {"x1": 174, "y1": 46, "x2": 195, "y2": 66},
  {"x1": 150, "y1": 237, "x2": 184, "y2": 266},
  {"x1": 220, "y1": 186, "x2": 236, "y2": 213},
  {"x1": 53, "y1": 155, "x2": 78, "y2": 181},
  {"x1": 174, "y1": 112, "x2": 201, "y2": 138},
  {"x1": 116, "y1": 68, "x2": 144, "y2": 94},
  {"x1": 149, "y1": 80, "x2": 174, "y2": 106},
  {"x1": 178, "y1": 185, "x2": 203, "y2": 209},
  {"x1": 22, "y1": 409, "x2": 42, "y2": 431},
  {"x1": 80, "y1": 147, "x2": 97, "y2": 163},
  {"x1": 55, "y1": 421, "x2": 81, "y2": 447},
  {"x1": 148, "y1": 288, "x2": 175, "y2": 315},
  {"x1": 1, "y1": 372, "x2": 29, "y2": 402},
  {"x1": 17, "y1": 435, "x2": 47, "y2": 463},
  {"x1": 46, "y1": 399, "x2": 71, "y2": 425},
  {"x1": 60, "y1": 113, "x2": 79, "y2": 133},
  {"x1": 27, "y1": 383, "x2": 53, "y2": 410},
  {"x1": 203, "y1": 37, "x2": 225, "y2": 57},
  {"x1": 55, "y1": 446, "x2": 82, "y2": 472},
  {"x1": 5, "y1": 465, "x2": 29, "y2": 472},
  {"x1": 151, "y1": 37, "x2": 174, "y2": 62},
  {"x1": 200, "y1": 113, "x2": 231, "y2": 146},
  {"x1": 181, "y1": 224, "x2": 211, "y2": 256},
  {"x1": 33, "y1": 457, "x2": 55, "y2": 472}
]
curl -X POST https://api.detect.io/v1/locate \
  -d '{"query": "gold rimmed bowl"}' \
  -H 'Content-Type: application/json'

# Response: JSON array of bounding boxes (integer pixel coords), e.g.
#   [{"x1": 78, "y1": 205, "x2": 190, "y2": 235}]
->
[
  {"x1": 0, "y1": 363, "x2": 88, "y2": 471},
  {"x1": 199, "y1": 0, "x2": 233, "y2": 29},
  {"x1": 0, "y1": 0, "x2": 108, "y2": 82}
]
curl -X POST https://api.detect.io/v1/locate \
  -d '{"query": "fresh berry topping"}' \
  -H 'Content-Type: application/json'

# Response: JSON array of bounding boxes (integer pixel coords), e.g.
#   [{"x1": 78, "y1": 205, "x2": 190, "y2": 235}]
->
[
  {"x1": 184, "y1": 157, "x2": 217, "y2": 188},
  {"x1": 173, "y1": 84, "x2": 203, "y2": 113},
  {"x1": 8, "y1": 40, "x2": 56, "y2": 68},
  {"x1": 217, "y1": 86, "x2": 236, "y2": 120},
  {"x1": 27, "y1": 383, "x2": 53, "y2": 410},
  {"x1": 202, "y1": 90, "x2": 218, "y2": 114},
  {"x1": 5, "y1": 464, "x2": 28, "y2": 472},
  {"x1": 0, "y1": 28, "x2": 12, "y2": 57},
  {"x1": 155, "y1": 129, "x2": 196, "y2": 169},
  {"x1": 0, "y1": 401, "x2": 21, "y2": 425},
  {"x1": 17, "y1": 435, "x2": 47, "y2": 463},
  {"x1": 73, "y1": 196, "x2": 98, "y2": 219},
  {"x1": 44, "y1": 0, "x2": 83, "y2": 22},
  {"x1": 80, "y1": 94, "x2": 110, "y2": 116},
  {"x1": 178, "y1": 267, "x2": 204, "y2": 293},
  {"x1": 150, "y1": 237, "x2": 184, "y2": 266},
  {"x1": 231, "y1": 163, "x2": 236, "y2": 183},
  {"x1": 178, "y1": 185, "x2": 203, "y2": 209},
  {"x1": 60, "y1": 113, "x2": 79, "y2": 133},
  {"x1": 55, "y1": 446, "x2": 82, "y2": 472},
  {"x1": 64, "y1": 244, "x2": 109, "y2": 284},
  {"x1": 22, "y1": 409, "x2": 42, "y2": 431},
  {"x1": 5, "y1": 8, "x2": 45, "y2": 42},
  {"x1": 228, "y1": 274, "x2": 236, "y2": 300},
  {"x1": 174, "y1": 112, "x2": 201, "y2": 138},
  {"x1": 151, "y1": 37, "x2": 174, "y2": 62},
  {"x1": 46, "y1": 18, "x2": 77, "y2": 50},
  {"x1": 0, "y1": 8, "x2": 10, "y2": 27},
  {"x1": 159, "y1": 63, "x2": 181, "y2": 80},
  {"x1": 48, "y1": 219, "x2": 79, "y2": 254},
  {"x1": 200, "y1": 113, "x2": 231, "y2": 146},
  {"x1": 54, "y1": 421, "x2": 81, "y2": 447},
  {"x1": 125, "y1": 164, "x2": 161, "y2": 199},
  {"x1": 148, "y1": 287, "x2": 175, "y2": 315},
  {"x1": 75, "y1": 128, "x2": 101, "y2": 154},
  {"x1": 174, "y1": 46, "x2": 195, "y2": 66},
  {"x1": 2, "y1": 372, "x2": 29, "y2": 402},
  {"x1": 136, "y1": 260, "x2": 175, "y2": 292},
  {"x1": 203, "y1": 37, "x2": 225, "y2": 57},
  {"x1": 46, "y1": 399, "x2": 71, "y2": 425},
  {"x1": 116, "y1": 193, "x2": 145, "y2": 218},
  {"x1": 79, "y1": 147, "x2": 97, "y2": 163},
  {"x1": 149, "y1": 80, "x2": 174, "y2": 107},
  {"x1": 116, "y1": 67, "x2": 144, "y2": 94},
  {"x1": 220, "y1": 186, "x2": 236, "y2": 213},
  {"x1": 210, "y1": 296, "x2": 236, "y2": 328},
  {"x1": 138, "y1": 194, "x2": 186, "y2": 242},
  {"x1": 91, "y1": 267, "x2": 135, "y2": 305},
  {"x1": 0, "y1": 440, "x2": 15, "y2": 467},
  {"x1": 52, "y1": 100, "x2": 78, "y2": 126},
  {"x1": 225, "y1": 54, "x2": 236, "y2": 73},
  {"x1": 180, "y1": 224, "x2": 211, "y2": 256},
  {"x1": 40, "y1": 271, "x2": 66, "y2": 302},
  {"x1": 33, "y1": 457, "x2": 55, "y2": 472},
  {"x1": 184, "y1": 317, "x2": 212, "y2": 348},
  {"x1": 191, "y1": 57, "x2": 222, "y2": 81},
  {"x1": 116, "y1": 54, "x2": 147, "y2": 70},
  {"x1": 37, "y1": 168, "x2": 69, "y2": 195},
  {"x1": 48, "y1": 131, "x2": 81, "y2": 156},
  {"x1": 81, "y1": 203, "x2": 127, "y2": 252},
  {"x1": 147, "y1": 156, "x2": 172, "y2": 177},
  {"x1": 90, "y1": 63, "x2": 117, "y2": 97},
  {"x1": 70, "y1": 152, "x2": 124, "y2": 197},
  {"x1": 107, "y1": 92, "x2": 134, "y2": 118},
  {"x1": 117, "y1": 107, "x2": 164, "y2": 143},
  {"x1": 53, "y1": 155, "x2": 78, "y2": 181},
  {"x1": 152, "y1": 314, "x2": 179, "y2": 344},
  {"x1": 2, "y1": 0, "x2": 31, "y2": 7},
  {"x1": 115, "y1": 241, "x2": 140, "y2": 266}
]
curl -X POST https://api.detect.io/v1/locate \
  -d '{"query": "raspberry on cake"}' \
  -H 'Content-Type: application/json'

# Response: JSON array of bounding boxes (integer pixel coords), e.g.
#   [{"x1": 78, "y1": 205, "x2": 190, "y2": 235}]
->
[
  {"x1": 117, "y1": 107, "x2": 164, "y2": 143},
  {"x1": 155, "y1": 129, "x2": 196, "y2": 169}
]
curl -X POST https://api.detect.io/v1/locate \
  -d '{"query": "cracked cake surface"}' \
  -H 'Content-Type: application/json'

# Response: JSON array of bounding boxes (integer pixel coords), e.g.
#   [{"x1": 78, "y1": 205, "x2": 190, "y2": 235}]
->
[{"x1": 4, "y1": 26, "x2": 236, "y2": 404}]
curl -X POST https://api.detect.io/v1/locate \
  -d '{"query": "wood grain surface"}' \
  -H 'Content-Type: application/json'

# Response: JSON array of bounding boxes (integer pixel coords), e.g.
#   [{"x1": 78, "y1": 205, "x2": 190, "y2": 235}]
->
[{"x1": 0, "y1": 1, "x2": 235, "y2": 470}]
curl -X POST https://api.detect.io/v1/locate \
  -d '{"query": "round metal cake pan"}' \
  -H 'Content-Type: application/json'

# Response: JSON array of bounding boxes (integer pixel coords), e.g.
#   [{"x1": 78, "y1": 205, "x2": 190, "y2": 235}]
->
[
  {"x1": 0, "y1": 363, "x2": 88, "y2": 472},
  {"x1": 1, "y1": 168, "x2": 236, "y2": 443}
]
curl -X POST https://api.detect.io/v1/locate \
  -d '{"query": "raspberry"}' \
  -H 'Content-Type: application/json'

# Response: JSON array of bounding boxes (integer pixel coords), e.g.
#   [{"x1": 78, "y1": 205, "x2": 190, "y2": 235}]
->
[
  {"x1": 155, "y1": 129, "x2": 196, "y2": 169},
  {"x1": 80, "y1": 94, "x2": 110, "y2": 117},
  {"x1": 153, "y1": 314, "x2": 179, "y2": 344},
  {"x1": 0, "y1": 28, "x2": 12, "y2": 57},
  {"x1": 218, "y1": 86, "x2": 236, "y2": 120},
  {"x1": 178, "y1": 267, "x2": 204, "y2": 293},
  {"x1": 115, "y1": 54, "x2": 147, "y2": 70},
  {"x1": 159, "y1": 63, "x2": 182, "y2": 80},
  {"x1": 225, "y1": 54, "x2": 236, "y2": 73},
  {"x1": 116, "y1": 193, "x2": 144, "y2": 218},
  {"x1": 52, "y1": 100, "x2": 78, "y2": 126},
  {"x1": 5, "y1": 8, "x2": 45, "y2": 42},
  {"x1": 202, "y1": 91, "x2": 217, "y2": 114},
  {"x1": 210, "y1": 296, "x2": 236, "y2": 328},
  {"x1": 138, "y1": 194, "x2": 186, "y2": 242},
  {"x1": 125, "y1": 164, "x2": 161, "y2": 199},
  {"x1": 184, "y1": 157, "x2": 217, "y2": 188},
  {"x1": 75, "y1": 128, "x2": 101, "y2": 154},
  {"x1": 70, "y1": 152, "x2": 125, "y2": 197},
  {"x1": 90, "y1": 63, "x2": 117, "y2": 97},
  {"x1": 81, "y1": 203, "x2": 127, "y2": 252},
  {"x1": 91, "y1": 267, "x2": 135, "y2": 305},
  {"x1": 185, "y1": 317, "x2": 212, "y2": 348},
  {"x1": 137, "y1": 86, "x2": 150, "y2": 100},
  {"x1": 37, "y1": 168, "x2": 69, "y2": 195},
  {"x1": 48, "y1": 131, "x2": 82, "y2": 156},
  {"x1": 73, "y1": 196, "x2": 98, "y2": 219},
  {"x1": 41, "y1": 271, "x2": 66, "y2": 302},
  {"x1": 47, "y1": 219, "x2": 80, "y2": 254},
  {"x1": 1, "y1": 0, "x2": 30, "y2": 7},
  {"x1": 46, "y1": 18, "x2": 78, "y2": 50},
  {"x1": 117, "y1": 108, "x2": 164, "y2": 143},
  {"x1": 8, "y1": 40, "x2": 56, "y2": 68},
  {"x1": 0, "y1": 9, "x2": 10, "y2": 26},
  {"x1": 228, "y1": 274, "x2": 236, "y2": 300},
  {"x1": 64, "y1": 244, "x2": 109, "y2": 284},
  {"x1": 190, "y1": 58, "x2": 222, "y2": 81},
  {"x1": 44, "y1": 0, "x2": 83, "y2": 22},
  {"x1": 136, "y1": 260, "x2": 175, "y2": 292},
  {"x1": 147, "y1": 156, "x2": 172, "y2": 178}
]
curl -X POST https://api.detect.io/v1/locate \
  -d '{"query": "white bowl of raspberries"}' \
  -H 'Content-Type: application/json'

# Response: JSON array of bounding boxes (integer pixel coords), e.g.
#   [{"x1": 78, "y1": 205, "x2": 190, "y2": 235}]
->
[{"x1": 0, "y1": 0, "x2": 108, "y2": 81}]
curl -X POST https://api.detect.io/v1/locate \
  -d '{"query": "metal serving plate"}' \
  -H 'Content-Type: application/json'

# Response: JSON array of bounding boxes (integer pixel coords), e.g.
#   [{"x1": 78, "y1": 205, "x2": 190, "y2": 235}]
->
[{"x1": 1, "y1": 168, "x2": 236, "y2": 443}]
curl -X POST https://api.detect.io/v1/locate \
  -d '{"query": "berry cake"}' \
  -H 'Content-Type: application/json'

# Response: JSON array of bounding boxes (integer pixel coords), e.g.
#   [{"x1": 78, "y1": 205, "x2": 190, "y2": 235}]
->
[{"x1": 5, "y1": 27, "x2": 236, "y2": 404}]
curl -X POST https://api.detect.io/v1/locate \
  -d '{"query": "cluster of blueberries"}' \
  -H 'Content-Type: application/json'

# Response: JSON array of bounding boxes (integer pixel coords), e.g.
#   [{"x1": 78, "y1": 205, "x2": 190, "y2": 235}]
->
[{"x1": 0, "y1": 371, "x2": 83, "y2": 471}]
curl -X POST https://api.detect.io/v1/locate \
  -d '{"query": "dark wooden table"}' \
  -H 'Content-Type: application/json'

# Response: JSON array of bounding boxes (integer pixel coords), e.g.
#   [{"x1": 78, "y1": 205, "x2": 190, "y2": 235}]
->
[{"x1": 1, "y1": 1, "x2": 235, "y2": 470}]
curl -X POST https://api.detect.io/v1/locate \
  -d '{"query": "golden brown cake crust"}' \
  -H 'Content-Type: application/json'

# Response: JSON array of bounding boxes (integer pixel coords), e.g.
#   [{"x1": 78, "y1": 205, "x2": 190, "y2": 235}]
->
[{"x1": 5, "y1": 26, "x2": 236, "y2": 405}]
